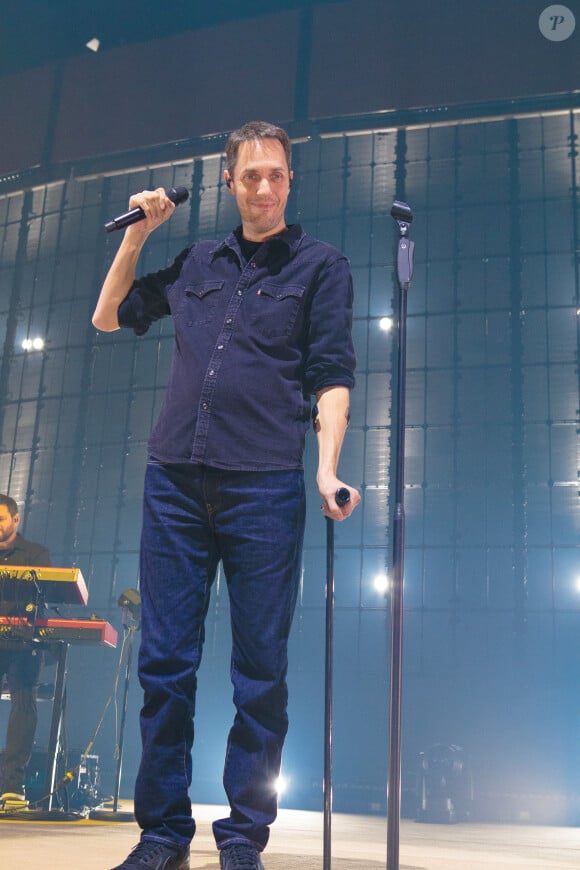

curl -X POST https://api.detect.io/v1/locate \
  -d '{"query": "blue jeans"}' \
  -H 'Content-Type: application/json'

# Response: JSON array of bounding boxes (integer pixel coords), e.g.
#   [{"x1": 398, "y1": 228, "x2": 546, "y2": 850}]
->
[{"x1": 134, "y1": 461, "x2": 305, "y2": 852}]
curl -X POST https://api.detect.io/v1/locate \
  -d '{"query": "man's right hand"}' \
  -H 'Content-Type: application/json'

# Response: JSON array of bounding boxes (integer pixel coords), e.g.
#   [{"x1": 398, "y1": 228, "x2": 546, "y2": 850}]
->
[{"x1": 124, "y1": 187, "x2": 176, "y2": 239}]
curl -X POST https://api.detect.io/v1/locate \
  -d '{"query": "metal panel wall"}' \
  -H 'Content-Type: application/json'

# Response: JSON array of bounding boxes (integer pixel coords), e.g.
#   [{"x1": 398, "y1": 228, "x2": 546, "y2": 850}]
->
[{"x1": 0, "y1": 109, "x2": 578, "y2": 817}]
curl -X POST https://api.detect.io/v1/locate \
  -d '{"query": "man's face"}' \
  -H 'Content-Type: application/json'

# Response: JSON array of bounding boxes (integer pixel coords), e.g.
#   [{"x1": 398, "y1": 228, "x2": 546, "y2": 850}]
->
[
  {"x1": 0, "y1": 505, "x2": 19, "y2": 548},
  {"x1": 225, "y1": 138, "x2": 293, "y2": 242}
]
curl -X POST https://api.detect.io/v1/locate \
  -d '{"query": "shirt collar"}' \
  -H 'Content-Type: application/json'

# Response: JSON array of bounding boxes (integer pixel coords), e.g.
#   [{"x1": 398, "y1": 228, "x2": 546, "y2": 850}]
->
[{"x1": 210, "y1": 223, "x2": 304, "y2": 261}]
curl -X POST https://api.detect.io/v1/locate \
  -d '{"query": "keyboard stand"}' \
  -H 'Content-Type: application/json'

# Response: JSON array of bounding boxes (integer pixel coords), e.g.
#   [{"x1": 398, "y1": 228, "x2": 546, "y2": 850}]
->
[{"x1": 44, "y1": 641, "x2": 69, "y2": 811}]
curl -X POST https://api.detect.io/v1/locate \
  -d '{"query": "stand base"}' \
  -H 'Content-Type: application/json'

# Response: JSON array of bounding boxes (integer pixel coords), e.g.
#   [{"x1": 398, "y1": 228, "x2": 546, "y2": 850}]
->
[
  {"x1": 0, "y1": 808, "x2": 87, "y2": 821},
  {"x1": 89, "y1": 807, "x2": 136, "y2": 822}
]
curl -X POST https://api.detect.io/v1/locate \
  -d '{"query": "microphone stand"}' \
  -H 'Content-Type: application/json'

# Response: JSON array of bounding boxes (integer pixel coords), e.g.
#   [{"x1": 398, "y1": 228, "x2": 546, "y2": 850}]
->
[
  {"x1": 90, "y1": 590, "x2": 140, "y2": 822},
  {"x1": 113, "y1": 608, "x2": 137, "y2": 819},
  {"x1": 386, "y1": 202, "x2": 414, "y2": 870}
]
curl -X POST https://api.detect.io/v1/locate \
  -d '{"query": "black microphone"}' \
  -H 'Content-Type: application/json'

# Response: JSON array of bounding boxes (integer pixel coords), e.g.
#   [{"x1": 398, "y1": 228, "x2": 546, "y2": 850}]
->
[
  {"x1": 335, "y1": 488, "x2": 350, "y2": 507},
  {"x1": 390, "y1": 200, "x2": 413, "y2": 224},
  {"x1": 104, "y1": 186, "x2": 189, "y2": 233}
]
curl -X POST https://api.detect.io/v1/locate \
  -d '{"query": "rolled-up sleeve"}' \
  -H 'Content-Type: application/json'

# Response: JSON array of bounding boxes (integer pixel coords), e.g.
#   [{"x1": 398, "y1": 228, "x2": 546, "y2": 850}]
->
[
  {"x1": 303, "y1": 255, "x2": 356, "y2": 396},
  {"x1": 117, "y1": 246, "x2": 191, "y2": 335}
]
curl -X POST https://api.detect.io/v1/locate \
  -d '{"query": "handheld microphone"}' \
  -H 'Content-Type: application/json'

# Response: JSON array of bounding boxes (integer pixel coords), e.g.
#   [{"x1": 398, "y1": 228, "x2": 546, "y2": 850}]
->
[
  {"x1": 104, "y1": 186, "x2": 189, "y2": 233},
  {"x1": 335, "y1": 488, "x2": 350, "y2": 507}
]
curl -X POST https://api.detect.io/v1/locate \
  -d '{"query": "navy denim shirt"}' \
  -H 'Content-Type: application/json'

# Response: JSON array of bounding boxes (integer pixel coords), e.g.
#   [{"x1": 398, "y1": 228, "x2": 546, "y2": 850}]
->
[{"x1": 118, "y1": 224, "x2": 355, "y2": 470}]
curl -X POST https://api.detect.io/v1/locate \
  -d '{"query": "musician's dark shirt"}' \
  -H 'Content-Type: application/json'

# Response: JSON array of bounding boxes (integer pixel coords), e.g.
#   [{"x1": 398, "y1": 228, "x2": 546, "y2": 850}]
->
[
  {"x1": 0, "y1": 534, "x2": 51, "y2": 567},
  {"x1": 117, "y1": 224, "x2": 356, "y2": 470}
]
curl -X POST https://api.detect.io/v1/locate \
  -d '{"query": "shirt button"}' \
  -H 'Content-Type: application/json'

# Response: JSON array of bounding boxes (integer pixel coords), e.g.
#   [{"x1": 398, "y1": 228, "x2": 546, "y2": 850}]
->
[
  {"x1": 237, "y1": 290, "x2": 242, "y2": 296},
  {"x1": 226, "y1": 318, "x2": 232, "y2": 325},
  {"x1": 217, "y1": 344, "x2": 224, "y2": 350},
  {"x1": 250, "y1": 262, "x2": 256, "y2": 269},
  {"x1": 209, "y1": 369, "x2": 215, "y2": 376},
  {"x1": 202, "y1": 402, "x2": 208, "y2": 410}
]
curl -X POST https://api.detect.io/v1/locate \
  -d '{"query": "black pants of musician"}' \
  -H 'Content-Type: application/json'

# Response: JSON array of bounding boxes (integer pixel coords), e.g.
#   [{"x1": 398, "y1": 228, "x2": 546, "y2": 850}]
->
[{"x1": 0, "y1": 648, "x2": 42, "y2": 796}]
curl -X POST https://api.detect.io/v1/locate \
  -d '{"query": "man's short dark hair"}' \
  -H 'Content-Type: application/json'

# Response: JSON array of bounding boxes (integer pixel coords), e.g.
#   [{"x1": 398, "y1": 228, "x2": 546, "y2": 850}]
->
[
  {"x1": 0, "y1": 494, "x2": 19, "y2": 517},
  {"x1": 225, "y1": 121, "x2": 291, "y2": 178}
]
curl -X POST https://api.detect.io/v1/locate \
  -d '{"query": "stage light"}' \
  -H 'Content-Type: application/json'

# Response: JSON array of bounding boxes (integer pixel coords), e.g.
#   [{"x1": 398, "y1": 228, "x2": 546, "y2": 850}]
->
[
  {"x1": 379, "y1": 316, "x2": 393, "y2": 331},
  {"x1": 373, "y1": 572, "x2": 390, "y2": 594},
  {"x1": 86, "y1": 38, "x2": 100, "y2": 53},
  {"x1": 274, "y1": 775, "x2": 289, "y2": 796},
  {"x1": 416, "y1": 743, "x2": 474, "y2": 824},
  {"x1": 118, "y1": 587, "x2": 141, "y2": 621},
  {"x1": 22, "y1": 337, "x2": 44, "y2": 351}
]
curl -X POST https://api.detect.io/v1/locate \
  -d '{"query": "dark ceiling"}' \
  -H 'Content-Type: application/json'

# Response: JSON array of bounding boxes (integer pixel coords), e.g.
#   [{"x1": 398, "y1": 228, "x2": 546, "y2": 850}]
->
[{"x1": 0, "y1": 0, "x2": 327, "y2": 78}]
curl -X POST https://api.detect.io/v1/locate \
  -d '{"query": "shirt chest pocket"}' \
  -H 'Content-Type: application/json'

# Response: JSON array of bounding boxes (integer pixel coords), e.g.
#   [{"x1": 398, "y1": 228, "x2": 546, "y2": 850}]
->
[
  {"x1": 250, "y1": 282, "x2": 306, "y2": 338},
  {"x1": 173, "y1": 280, "x2": 225, "y2": 326}
]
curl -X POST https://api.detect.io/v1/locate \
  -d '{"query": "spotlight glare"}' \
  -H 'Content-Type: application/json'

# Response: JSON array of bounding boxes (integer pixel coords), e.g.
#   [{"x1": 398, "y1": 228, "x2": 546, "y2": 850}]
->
[
  {"x1": 379, "y1": 316, "x2": 393, "y2": 332},
  {"x1": 275, "y1": 775, "x2": 288, "y2": 796},
  {"x1": 373, "y1": 573, "x2": 390, "y2": 594},
  {"x1": 86, "y1": 38, "x2": 100, "y2": 53},
  {"x1": 22, "y1": 337, "x2": 45, "y2": 352}
]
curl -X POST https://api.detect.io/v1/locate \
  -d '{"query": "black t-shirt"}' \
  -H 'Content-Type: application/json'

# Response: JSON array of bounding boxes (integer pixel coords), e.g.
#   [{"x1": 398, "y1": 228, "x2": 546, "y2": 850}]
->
[
  {"x1": 0, "y1": 534, "x2": 51, "y2": 567},
  {"x1": 0, "y1": 534, "x2": 51, "y2": 628},
  {"x1": 235, "y1": 229, "x2": 262, "y2": 264}
]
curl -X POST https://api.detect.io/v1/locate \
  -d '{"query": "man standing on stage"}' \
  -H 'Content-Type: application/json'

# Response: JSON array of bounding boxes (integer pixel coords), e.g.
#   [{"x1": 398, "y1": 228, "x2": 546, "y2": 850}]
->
[
  {"x1": 92, "y1": 120, "x2": 360, "y2": 870},
  {"x1": 0, "y1": 494, "x2": 51, "y2": 809}
]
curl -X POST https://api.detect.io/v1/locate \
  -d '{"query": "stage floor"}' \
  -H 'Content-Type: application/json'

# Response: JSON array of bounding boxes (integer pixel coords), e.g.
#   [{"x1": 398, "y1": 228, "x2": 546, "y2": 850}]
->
[{"x1": 2, "y1": 802, "x2": 580, "y2": 869}]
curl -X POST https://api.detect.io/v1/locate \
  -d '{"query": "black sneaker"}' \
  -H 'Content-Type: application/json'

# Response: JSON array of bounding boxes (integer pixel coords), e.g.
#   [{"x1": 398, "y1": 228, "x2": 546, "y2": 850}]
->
[
  {"x1": 219, "y1": 844, "x2": 265, "y2": 870},
  {"x1": 111, "y1": 840, "x2": 190, "y2": 870}
]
